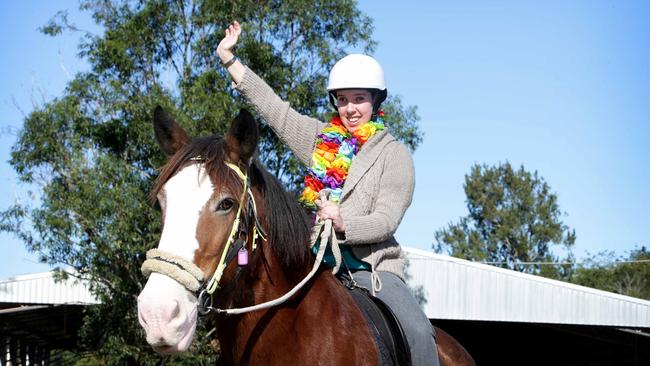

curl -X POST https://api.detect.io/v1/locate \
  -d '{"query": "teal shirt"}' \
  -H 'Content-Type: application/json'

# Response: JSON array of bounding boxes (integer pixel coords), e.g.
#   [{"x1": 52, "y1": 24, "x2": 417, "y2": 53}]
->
[{"x1": 312, "y1": 242, "x2": 371, "y2": 271}]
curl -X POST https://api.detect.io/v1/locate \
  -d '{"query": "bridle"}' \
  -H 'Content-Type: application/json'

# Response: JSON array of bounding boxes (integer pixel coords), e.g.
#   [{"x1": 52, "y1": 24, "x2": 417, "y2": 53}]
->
[
  {"x1": 141, "y1": 161, "x2": 266, "y2": 315},
  {"x1": 141, "y1": 160, "x2": 334, "y2": 316}
]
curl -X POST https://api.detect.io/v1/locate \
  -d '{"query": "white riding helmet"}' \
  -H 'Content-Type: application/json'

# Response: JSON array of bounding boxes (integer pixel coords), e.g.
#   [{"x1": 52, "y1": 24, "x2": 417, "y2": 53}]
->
[{"x1": 327, "y1": 54, "x2": 387, "y2": 110}]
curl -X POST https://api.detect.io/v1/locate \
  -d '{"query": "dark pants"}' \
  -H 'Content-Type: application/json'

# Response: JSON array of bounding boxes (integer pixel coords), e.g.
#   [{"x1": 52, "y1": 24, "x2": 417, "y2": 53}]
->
[{"x1": 353, "y1": 270, "x2": 440, "y2": 366}]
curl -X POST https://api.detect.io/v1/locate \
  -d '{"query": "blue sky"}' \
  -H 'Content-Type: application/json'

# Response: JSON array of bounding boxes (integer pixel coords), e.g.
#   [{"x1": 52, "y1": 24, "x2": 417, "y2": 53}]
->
[{"x1": 1, "y1": 1, "x2": 648, "y2": 278}]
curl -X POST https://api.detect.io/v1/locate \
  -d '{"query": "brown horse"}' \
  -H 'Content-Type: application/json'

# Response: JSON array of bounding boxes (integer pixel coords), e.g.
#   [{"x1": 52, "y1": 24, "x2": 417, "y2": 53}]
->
[{"x1": 137, "y1": 107, "x2": 475, "y2": 365}]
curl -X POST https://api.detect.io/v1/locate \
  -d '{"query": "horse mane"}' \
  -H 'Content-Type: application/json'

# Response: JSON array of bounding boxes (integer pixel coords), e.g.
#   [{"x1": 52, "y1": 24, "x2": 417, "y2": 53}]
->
[{"x1": 151, "y1": 136, "x2": 313, "y2": 272}]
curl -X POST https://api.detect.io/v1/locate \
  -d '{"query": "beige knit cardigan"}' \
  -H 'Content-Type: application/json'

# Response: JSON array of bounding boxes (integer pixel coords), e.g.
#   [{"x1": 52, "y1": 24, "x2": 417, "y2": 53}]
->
[{"x1": 235, "y1": 67, "x2": 415, "y2": 284}]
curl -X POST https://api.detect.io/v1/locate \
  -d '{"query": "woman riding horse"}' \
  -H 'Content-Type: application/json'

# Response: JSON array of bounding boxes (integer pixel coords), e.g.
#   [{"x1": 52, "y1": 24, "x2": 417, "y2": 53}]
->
[
  {"x1": 137, "y1": 107, "x2": 478, "y2": 364},
  {"x1": 216, "y1": 21, "x2": 439, "y2": 366}
]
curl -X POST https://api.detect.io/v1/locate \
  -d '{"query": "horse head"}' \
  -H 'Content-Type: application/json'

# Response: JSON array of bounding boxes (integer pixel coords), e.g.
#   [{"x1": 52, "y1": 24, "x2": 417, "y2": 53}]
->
[{"x1": 137, "y1": 106, "x2": 262, "y2": 354}]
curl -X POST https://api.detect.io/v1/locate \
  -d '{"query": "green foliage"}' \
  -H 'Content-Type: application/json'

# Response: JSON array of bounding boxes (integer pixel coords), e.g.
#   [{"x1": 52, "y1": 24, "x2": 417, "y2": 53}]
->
[
  {"x1": 381, "y1": 95, "x2": 422, "y2": 154},
  {"x1": 2, "y1": 0, "x2": 422, "y2": 364},
  {"x1": 571, "y1": 246, "x2": 650, "y2": 300},
  {"x1": 39, "y1": 10, "x2": 69, "y2": 36},
  {"x1": 434, "y1": 161, "x2": 576, "y2": 279}
]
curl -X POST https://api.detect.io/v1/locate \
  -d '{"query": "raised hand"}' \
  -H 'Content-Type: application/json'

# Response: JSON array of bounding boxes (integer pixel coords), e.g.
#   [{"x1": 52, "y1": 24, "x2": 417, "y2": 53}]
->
[
  {"x1": 216, "y1": 21, "x2": 245, "y2": 83},
  {"x1": 217, "y1": 21, "x2": 242, "y2": 62}
]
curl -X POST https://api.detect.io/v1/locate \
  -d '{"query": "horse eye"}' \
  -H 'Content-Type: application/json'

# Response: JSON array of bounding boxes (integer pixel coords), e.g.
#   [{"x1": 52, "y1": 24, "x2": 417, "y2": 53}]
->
[{"x1": 216, "y1": 198, "x2": 235, "y2": 212}]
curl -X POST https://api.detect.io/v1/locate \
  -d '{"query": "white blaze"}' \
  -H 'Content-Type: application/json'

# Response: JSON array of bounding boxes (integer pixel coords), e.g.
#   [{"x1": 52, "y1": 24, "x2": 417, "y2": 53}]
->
[
  {"x1": 137, "y1": 163, "x2": 214, "y2": 354},
  {"x1": 158, "y1": 163, "x2": 214, "y2": 260}
]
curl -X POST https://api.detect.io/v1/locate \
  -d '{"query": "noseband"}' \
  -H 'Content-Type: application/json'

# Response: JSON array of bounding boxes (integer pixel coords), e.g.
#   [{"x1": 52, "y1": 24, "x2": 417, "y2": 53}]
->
[{"x1": 141, "y1": 161, "x2": 266, "y2": 314}]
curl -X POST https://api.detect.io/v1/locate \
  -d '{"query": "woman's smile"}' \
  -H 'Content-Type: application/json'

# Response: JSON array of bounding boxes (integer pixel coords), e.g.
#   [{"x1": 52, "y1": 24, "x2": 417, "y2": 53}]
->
[{"x1": 336, "y1": 89, "x2": 374, "y2": 131}]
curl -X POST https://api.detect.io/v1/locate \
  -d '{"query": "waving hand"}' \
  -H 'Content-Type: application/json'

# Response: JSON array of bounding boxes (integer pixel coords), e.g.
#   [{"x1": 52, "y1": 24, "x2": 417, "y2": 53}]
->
[
  {"x1": 217, "y1": 21, "x2": 242, "y2": 59},
  {"x1": 217, "y1": 21, "x2": 245, "y2": 83}
]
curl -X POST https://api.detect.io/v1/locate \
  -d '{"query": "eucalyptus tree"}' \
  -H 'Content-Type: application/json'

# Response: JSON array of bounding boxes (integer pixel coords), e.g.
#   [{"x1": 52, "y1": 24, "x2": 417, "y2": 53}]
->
[
  {"x1": 434, "y1": 162, "x2": 576, "y2": 279},
  {"x1": 2, "y1": 1, "x2": 421, "y2": 363}
]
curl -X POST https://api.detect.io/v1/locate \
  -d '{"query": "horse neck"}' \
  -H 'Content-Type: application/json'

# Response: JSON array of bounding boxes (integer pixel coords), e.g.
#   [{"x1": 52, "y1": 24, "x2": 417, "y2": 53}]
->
[
  {"x1": 232, "y1": 182, "x2": 313, "y2": 303},
  {"x1": 213, "y1": 237, "x2": 310, "y2": 360},
  {"x1": 211, "y1": 177, "x2": 317, "y2": 360},
  {"x1": 218, "y1": 235, "x2": 309, "y2": 309},
  {"x1": 257, "y1": 240, "x2": 296, "y2": 291}
]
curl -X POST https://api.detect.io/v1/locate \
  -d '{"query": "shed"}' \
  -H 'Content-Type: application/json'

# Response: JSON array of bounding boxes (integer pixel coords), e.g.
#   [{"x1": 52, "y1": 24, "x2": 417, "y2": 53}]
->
[
  {"x1": 0, "y1": 271, "x2": 98, "y2": 365},
  {"x1": 403, "y1": 247, "x2": 650, "y2": 365}
]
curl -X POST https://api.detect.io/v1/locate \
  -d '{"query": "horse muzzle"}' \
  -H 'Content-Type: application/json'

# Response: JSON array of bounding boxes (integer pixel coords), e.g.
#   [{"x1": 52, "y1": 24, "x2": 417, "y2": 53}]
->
[{"x1": 138, "y1": 273, "x2": 199, "y2": 354}]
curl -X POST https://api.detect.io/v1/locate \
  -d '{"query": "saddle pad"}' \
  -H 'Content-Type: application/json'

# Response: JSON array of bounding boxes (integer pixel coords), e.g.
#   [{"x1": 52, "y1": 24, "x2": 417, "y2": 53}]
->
[{"x1": 348, "y1": 287, "x2": 412, "y2": 366}]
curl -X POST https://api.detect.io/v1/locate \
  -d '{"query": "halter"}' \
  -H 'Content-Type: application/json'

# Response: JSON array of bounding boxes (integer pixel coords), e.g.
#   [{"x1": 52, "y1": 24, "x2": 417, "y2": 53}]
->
[
  {"x1": 141, "y1": 161, "x2": 266, "y2": 312},
  {"x1": 141, "y1": 161, "x2": 335, "y2": 316}
]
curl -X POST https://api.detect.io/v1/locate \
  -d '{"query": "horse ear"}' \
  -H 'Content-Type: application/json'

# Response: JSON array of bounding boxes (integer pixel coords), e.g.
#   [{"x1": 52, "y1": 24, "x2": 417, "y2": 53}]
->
[
  {"x1": 225, "y1": 109, "x2": 259, "y2": 165},
  {"x1": 153, "y1": 106, "x2": 191, "y2": 156}
]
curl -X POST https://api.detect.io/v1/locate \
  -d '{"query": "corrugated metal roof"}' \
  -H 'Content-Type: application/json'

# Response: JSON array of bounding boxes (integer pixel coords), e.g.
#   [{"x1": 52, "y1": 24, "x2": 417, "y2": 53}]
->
[
  {"x1": 0, "y1": 271, "x2": 99, "y2": 305},
  {"x1": 3, "y1": 252, "x2": 649, "y2": 328},
  {"x1": 403, "y1": 247, "x2": 650, "y2": 328}
]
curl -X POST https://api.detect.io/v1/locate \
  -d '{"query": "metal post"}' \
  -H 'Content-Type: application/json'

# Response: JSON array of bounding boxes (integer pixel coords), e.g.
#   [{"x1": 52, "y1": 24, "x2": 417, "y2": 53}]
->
[
  {"x1": 0, "y1": 336, "x2": 6, "y2": 366},
  {"x1": 9, "y1": 337, "x2": 17, "y2": 366},
  {"x1": 18, "y1": 340, "x2": 26, "y2": 366}
]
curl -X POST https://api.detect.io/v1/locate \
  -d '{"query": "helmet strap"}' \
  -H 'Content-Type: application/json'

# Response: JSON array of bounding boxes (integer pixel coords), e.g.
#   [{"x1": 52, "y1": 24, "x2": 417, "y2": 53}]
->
[{"x1": 328, "y1": 91, "x2": 338, "y2": 110}]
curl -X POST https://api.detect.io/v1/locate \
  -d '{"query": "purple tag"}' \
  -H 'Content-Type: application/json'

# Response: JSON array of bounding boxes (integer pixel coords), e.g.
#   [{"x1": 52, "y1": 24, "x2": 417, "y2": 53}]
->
[{"x1": 237, "y1": 247, "x2": 249, "y2": 266}]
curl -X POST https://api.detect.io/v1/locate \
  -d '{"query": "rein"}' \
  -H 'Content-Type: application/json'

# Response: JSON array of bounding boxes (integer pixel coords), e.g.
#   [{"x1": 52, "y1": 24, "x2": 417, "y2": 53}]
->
[{"x1": 142, "y1": 161, "x2": 338, "y2": 316}]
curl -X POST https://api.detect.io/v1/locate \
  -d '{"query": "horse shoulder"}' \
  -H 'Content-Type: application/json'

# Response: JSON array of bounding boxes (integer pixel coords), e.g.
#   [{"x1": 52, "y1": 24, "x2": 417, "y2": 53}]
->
[{"x1": 294, "y1": 270, "x2": 380, "y2": 365}]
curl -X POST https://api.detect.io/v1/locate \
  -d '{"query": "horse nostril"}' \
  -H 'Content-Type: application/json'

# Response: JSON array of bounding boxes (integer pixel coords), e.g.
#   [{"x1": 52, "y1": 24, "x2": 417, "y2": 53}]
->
[
  {"x1": 167, "y1": 300, "x2": 181, "y2": 320},
  {"x1": 137, "y1": 301, "x2": 150, "y2": 328},
  {"x1": 138, "y1": 310, "x2": 149, "y2": 327}
]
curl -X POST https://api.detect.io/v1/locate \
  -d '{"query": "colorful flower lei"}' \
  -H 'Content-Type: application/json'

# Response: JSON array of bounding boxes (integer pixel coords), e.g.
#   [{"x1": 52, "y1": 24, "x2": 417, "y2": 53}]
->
[{"x1": 299, "y1": 112, "x2": 385, "y2": 210}]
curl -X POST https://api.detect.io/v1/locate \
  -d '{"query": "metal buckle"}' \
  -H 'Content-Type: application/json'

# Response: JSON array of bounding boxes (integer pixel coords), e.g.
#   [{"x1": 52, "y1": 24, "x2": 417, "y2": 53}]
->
[{"x1": 197, "y1": 289, "x2": 213, "y2": 316}]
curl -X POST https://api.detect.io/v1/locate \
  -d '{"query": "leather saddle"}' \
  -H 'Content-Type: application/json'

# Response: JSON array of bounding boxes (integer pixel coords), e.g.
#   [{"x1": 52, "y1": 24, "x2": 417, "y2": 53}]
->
[{"x1": 347, "y1": 286, "x2": 412, "y2": 366}]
